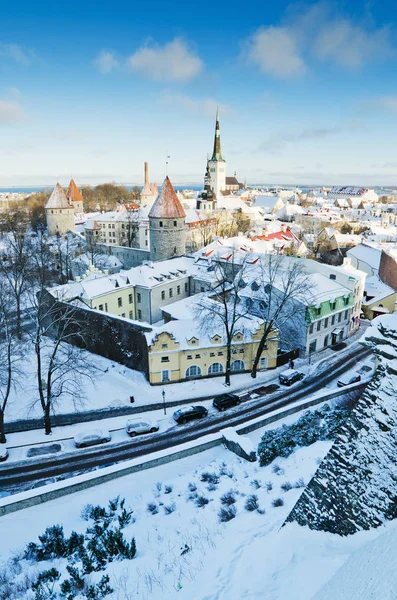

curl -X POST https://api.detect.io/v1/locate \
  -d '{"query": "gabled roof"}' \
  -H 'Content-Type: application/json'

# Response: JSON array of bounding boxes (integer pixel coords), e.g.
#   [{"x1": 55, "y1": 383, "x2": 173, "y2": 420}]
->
[
  {"x1": 148, "y1": 177, "x2": 186, "y2": 219},
  {"x1": 45, "y1": 183, "x2": 71, "y2": 209},
  {"x1": 66, "y1": 179, "x2": 83, "y2": 202}
]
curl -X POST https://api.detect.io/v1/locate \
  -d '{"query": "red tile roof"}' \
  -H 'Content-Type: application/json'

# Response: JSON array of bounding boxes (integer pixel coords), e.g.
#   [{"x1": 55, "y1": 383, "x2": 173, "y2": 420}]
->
[
  {"x1": 148, "y1": 177, "x2": 186, "y2": 219},
  {"x1": 66, "y1": 179, "x2": 83, "y2": 202}
]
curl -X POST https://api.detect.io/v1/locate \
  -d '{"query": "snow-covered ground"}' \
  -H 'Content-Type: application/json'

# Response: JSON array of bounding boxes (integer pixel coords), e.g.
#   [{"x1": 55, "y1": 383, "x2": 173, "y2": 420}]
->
[{"x1": 0, "y1": 408, "x2": 392, "y2": 599}]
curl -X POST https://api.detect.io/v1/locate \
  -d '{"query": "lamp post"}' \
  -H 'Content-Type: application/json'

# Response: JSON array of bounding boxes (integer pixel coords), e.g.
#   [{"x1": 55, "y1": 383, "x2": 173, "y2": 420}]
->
[{"x1": 162, "y1": 390, "x2": 166, "y2": 415}]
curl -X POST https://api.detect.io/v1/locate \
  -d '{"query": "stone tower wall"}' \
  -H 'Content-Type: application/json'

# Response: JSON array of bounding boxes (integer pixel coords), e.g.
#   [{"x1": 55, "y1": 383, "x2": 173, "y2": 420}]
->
[
  {"x1": 46, "y1": 208, "x2": 75, "y2": 236},
  {"x1": 149, "y1": 217, "x2": 186, "y2": 261}
]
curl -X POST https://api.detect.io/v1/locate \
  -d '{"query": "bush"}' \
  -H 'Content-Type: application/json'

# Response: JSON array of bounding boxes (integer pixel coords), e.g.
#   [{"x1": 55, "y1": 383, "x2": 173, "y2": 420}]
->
[
  {"x1": 272, "y1": 498, "x2": 284, "y2": 507},
  {"x1": 200, "y1": 472, "x2": 219, "y2": 485},
  {"x1": 219, "y1": 462, "x2": 234, "y2": 478},
  {"x1": 218, "y1": 506, "x2": 237, "y2": 522},
  {"x1": 220, "y1": 490, "x2": 237, "y2": 506},
  {"x1": 258, "y1": 404, "x2": 352, "y2": 467},
  {"x1": 147, "y1": 502, "x2": 158, "y2": 515},
  {"x1": 31, "y1": 568, "x2": 60, "y2": 600},
  {"x1": 195, "y1": 496, "x2": 209, "y2": 508},
  {"x1": 25, "y1": 525, "x2": 68, "y2": 561},
  {"x1": 266, "y1": 481, "x2": 273, "y2": 492},
  {"x1": 294, "y1": 478, "x2": 305, "y2": 488},
  {"x1": 244, "y1": 495, "x2": 259, "y2": 512},
  {"x1": 187, "y1": 492, "x2": 198, "y2": 502},
  {"x1": 164, "y1": 485, "x2": 173, "y2": 495},
  {"x1": 281, "y1": 481, "x2": 292, "y2": 492},
  {"x1": 250, "y1": 479, "x2": 261, "y2": 490},
  {"x1": 207, "y1": 482, "x2": 217, "y2": 492},
  {"x1": 163, "y1": 503, "x2": 176, "y2": 515},
  {"x1": 272, "y1": 464, "x2": 284, "y2": 476},
  {"x1": 187, "y1": 482, "x2": 197, "y2": 492}
]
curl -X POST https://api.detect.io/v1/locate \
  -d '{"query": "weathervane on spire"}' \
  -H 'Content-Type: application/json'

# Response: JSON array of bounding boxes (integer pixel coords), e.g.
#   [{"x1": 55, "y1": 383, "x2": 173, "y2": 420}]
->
[{"x1": 165, "y1": 152, "x2": 170, "y2": 177}]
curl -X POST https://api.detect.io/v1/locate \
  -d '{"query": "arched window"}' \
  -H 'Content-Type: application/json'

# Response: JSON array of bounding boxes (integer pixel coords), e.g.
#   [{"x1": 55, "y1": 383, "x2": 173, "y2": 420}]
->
[
  {"x1": 208, "y1": 362, "x2": 223, "y2": 375},
  {"x1": 185, "y1": 365, "x2": 202, "y2": 378},
  {"x1": 231, "y1": 360, "x2": 245, "y2": 372}
]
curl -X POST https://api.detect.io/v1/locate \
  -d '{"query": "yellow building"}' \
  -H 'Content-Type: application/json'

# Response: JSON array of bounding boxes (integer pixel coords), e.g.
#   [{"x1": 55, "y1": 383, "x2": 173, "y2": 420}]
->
[
  {"x1": 362, "y1": 275, "x2": 397, "y2": 320},
  {"x1": 146, "y1": 319, "x2": 278, "y2": 385}
]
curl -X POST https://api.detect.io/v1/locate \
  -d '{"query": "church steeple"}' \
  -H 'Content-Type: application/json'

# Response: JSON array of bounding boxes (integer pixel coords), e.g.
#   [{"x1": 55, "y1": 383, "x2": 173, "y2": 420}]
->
[{"x1": 211, "y1": 105, "x2": 224, "y2": 162}]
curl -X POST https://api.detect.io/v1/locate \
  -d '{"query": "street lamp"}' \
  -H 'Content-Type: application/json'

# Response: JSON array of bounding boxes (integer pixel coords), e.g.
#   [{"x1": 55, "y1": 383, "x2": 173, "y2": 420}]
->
[{"x1": 162, "y1": 390, "x2": 166, "y2": 415}]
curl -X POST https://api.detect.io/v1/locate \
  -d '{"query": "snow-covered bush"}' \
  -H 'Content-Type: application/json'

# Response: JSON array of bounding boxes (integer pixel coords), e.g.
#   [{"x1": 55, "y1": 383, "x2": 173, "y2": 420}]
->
[
  {"x1": 244, "y1": 495, "x2": 259, "y2": 512},
  {"x1": 258, "y1": 404, "x2": 352, "y2": 467},
  {"x1": 163, "y1": 503, "x2": 176, "y2": 515},
  {"x1": 272, "y1": 498, "x2": 284, "y2": 507},
  {"x1": 294, "y1": 478, "x2": 305, "y2": 488},
  {"x1": 250, "y1": 479, "x2": 261, "y2": 489},
  {"x1": 200, "y1": 472, "x2": 220, "y2": 485},
  {"x1": 164, "y1": 485, "x2": 173, "y2": 495},
  {"x1": 265, "y1": 481, "x2": 273, "y2": 492},
  {"x1": 281, "y1": 481, "x2": 292, "y2": 492},
  {"x1": 220, "y1": 490, "x2": 237, "y2": 506},
  {"x1": 271, "y1": 464, "x2": 284, "y2": 475},
  {"x1": 147, "y1": 502, "x2": 158, "y2": 515},
  {"x1": 195, "y1": 496, "x2": 209, "y2": 508},
  {"x1": 31, "y1": 568, "x2": 60, "y2": 600},
  {"x1": 218, "y1": 506, "x2": 237, "y2": 522},
  {"x1": 187, "y1": 482, "x2": 197, "y2": 493}
]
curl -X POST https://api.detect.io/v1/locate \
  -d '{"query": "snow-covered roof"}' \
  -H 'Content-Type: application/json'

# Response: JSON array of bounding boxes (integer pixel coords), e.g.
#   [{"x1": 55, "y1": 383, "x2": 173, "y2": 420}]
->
[
  {"x1": 120, "y1": 257, "x2": 196, "y2": 289},
  {"x1": 364, "y1": 275, "x2": 396, "y2": 305},
  {"x1": 45, "y1": 183, "x2": 71, "y2": 210},
  {"x1": 254, "y1": 195, "x2": 284, "y2": 211},
  {"x1": 346, "y1": 243, "x2": 382, "y2": 272},
  {"x1": 148, "y1": 177, "x2": 186, "y2": 219}
]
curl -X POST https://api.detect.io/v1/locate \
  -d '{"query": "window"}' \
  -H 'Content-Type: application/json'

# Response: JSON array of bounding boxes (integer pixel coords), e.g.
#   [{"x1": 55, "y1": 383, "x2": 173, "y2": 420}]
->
[
  {"x1": 137, "y1": 293, "x2": 141, "y2": 303},
  {"x1": 309, "y1": 340, "x2": 317, "y2": 354},
  {"x1": 185, "y1": 365, "x2": 202, "y2": 378},
  {"x1": 105, "y1": 303, "x2": 108, "y2": 311},
  {"x1": 162, "y1": 343, "x2": 168, "y2": 349},
  {"x1": 218, "y1": 351, "x2": 223, "y2": 356},
  {"x1": 338, "y1": 312, "x2": 342, "y2": 322},
  {"x1": 177, "y1": 285, "x2": 180, "y2": 295},
  {"x1": 231, "y1": 360, "x2": 245, "y2": 372},
  {"x1": 129, "y1": 311, "x2": 133, "y2": 319},
  {"x1": 344, "y1": 297, "x2": 349, "y2": 306},
  {"x1": 99, "y1": 304, "x2": 103, "y2": 311},
  {"x1": 121, "y1": 313, "x2": 125, "y2": 317},
  {"x1": 169, "y1": 288, "x2": 173, "y2": 298},
  {"x1": 174, "y1": 221, "x2": 177, "y2": 227},
  {"x1": 161, "y1": 356, "x2": 169, "y2": 363},
  {"x1": 330, "y1": 302, "x2": 336, "y2": 311},
  {"x1": 331, "y1": 315, "x2": 335, "y2": 325},
  {"x1": 309, "y1": 324, "x2": 313, "y2": 334},
  {"x1": 324, "y1": 335, "x2": 329, "y2": 347},
  {"x1": 259, "y1": 357, "x2": 267, "y2": 369},
  {"x1": 187, "y1": 355, "x2": 192, "y2": 359},
  {"x1": 161, "y1": 291, "x2": 165, "y2": 300},
  {"x1": 239, "y1": 349, "x2": 244, "y2": 354},
  {"x1": 185, "y1": 283, "x2": 188, "y2": 292},
  {"x1": 208, "y1": 362, "x2": 223, "y2": 374},
  {"x1": 316, "y1": 307, "x2": 321, "y2": 316},
  {"x1": 138, "y1": 309, "x2": 142, "y2": 319},
  {"x1": 210, "y1": 352, "x2": 215, "y2": 357},
  {"x1": 344, "y1": 310, "x2": 348, "y2": 319},
  {"x1": 317, "y1": 321, "x2": 321, "y2": 331},
  {"x1": 195, "y1": 354, "x2": 201, "y2": 359},
  {"x1": 162, "y1": 370, "x2": 170, "y2": 383},
  {"x1": 159, "y1": 221, "x2": 163, "y2": 227},
  {"x1": 200, "y1": 286, "x2": 205, "y2": 292},
  {"x1": 329, "y1": 274, "x2": 336, "y2": 280},
  {"x1": 174, "y1": 246, "x2": 176, "y2": 254},
  {"x1": 129, "y1": 293, "x2": 133, "y2": 304},
  {"x1": 118, "y1": 297, "x2": 122, "y2": 307}
]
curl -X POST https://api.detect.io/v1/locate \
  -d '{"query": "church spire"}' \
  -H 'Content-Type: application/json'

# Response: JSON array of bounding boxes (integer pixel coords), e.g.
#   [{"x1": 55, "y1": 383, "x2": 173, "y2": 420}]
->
[{"x1": 211, "y1": 105, "x2": 224, "y2": 162}]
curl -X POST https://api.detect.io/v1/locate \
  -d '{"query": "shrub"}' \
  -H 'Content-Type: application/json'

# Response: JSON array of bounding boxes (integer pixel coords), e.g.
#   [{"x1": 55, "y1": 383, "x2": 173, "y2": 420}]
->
[
  {"x1": 250, "y1": 479, "x2": 261, "y2": 490},
  {"x1": 187, "y1": 492, "x2": 198, "y2": 502},
  {"x1": 207, "y1": 482, "x2": 217, "y2": 492},
  {"x1": 266, "y1": 481, "x2": 273, "y2": 492},
  {"x1": 195, "y1": 496, "x2": 209, "y2": 508},
  {"x1": 294, "y1": 478, "x2": 305, "y2": 488},
  {"x1": 147, "y1": 502, "x2": 158, "y2": 515},
  {"x1": 31, "y1": 568, "x2": 60, "y2": 600},
  {"x1": 25, "y1": 525, "x2": 68, "y2": 561},
  {"x1": 220, "y1": 490, "x2": 237, "y2": 506},
  {"x1": 200, "y1": 472, "x2": 219, "y2": 485},
  {"x1": 187, "y1": 482, "x2": 197, "y2": 492},
  {"x1": 163, "y1": 503, "x2": 176, "y2": 515},
  {"x1": 219, "y1": 462, "x2": 234, "y2": 478},
  {"x1": 244, "y1": 495, "x2": 259, "y2": 512},
  {"x1": 218, "y1": 506, "x2": 237, "y2": 522},
  {"x1": 272, "y1": 498, "x2": 284, "y2": 507},
  {"x1": 281, "y1": 481, "x2": 292, "y2": 492},
  {"x1": 164, "y1": 485, "x2": 173, "y2": 494},
  {"x1": 155, "y1": 482, "x2": 162, "y2": 493},
  {"x1": 272, "y1": 464, "x2": 284, "y2": 476}
]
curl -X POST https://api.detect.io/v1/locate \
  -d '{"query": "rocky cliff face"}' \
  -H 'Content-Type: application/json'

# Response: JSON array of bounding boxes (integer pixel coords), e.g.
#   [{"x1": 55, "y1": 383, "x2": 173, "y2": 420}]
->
[{"x1": 285, "y1": 316, "x2": 397, "y2": 535}]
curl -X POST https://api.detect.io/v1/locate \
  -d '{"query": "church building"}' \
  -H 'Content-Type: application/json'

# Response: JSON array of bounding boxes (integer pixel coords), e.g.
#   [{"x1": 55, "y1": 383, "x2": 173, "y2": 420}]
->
[{"x1": 207, "y1": 107, "x2": 226, "y2": 197}]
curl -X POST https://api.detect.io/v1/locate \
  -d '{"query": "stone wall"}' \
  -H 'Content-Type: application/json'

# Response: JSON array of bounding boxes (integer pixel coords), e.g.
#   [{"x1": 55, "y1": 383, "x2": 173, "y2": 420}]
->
[{"x1": 95, "y1": 243, "x2": 150, "y2": 269}]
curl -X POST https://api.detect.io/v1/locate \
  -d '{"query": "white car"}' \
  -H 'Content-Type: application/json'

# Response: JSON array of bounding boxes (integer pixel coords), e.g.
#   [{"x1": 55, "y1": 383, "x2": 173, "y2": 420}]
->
[
  {"x1": 0, "y1": 445, "x2": 9, "y2": 462},
  {"x1": 126, "y1": 418, "x2": 159, "y2": 437},
  {"x1": 74, "y1": 429, "x2": 111, "y2": 448}
]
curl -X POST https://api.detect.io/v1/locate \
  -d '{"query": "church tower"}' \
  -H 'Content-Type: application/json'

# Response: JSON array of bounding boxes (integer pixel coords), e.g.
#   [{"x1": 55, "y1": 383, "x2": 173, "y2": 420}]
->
[
  {"x1": 149, "y1": 177, "x2": 186, "y2": 261},
  {"x1": 197, "y1": 161, "x2": 216, "y2": 211},
  {"x1": 207, "y1": 106, "x2": 226, "y2": 197}
]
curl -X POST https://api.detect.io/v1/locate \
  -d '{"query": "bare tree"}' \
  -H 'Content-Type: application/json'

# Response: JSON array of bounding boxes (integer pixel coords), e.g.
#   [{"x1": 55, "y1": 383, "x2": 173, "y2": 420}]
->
[
  {"x1": 248, "y1": 255, "x2": 313, "y2": 378},
  {"x1": 195, "y1": 252, "x2": 252, "y2": 386},
  {"x1": 0, "y1": 284, "x2": 23, "y2": 443},
  {"x1": 32, "y1": 288, "x2": 96, "y2": 435},
  {"x1": 0, "y1": 226, "x2": 32, "y2": 339}
]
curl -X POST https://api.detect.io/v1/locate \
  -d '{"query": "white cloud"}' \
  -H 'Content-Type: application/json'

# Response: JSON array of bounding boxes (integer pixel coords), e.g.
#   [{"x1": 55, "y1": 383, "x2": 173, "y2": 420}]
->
[
  {"x1": 374, "y1": 96, "x2": 397, "y2": 112},
  {"x1": 94, "y1": 51, "x2": 120, "y2": 74},
  {"x1": 244, "y1": 3, "x2": 394, "y2": 78},
  {"x1": 162, "y1": 92, "x2": 229, "y2": 117},
  {"x1": 245, "y1": 26, "x2": 306, "y2": 78},
  {"x1": 127, "y1": 38, "x2": 203, "y2": 82},
  {"x1": 0, "y1": 100, "x2": 25, "y2": 123},
  {"x1": 0, "y1": 42, "x2": 34, "y2": 64}
]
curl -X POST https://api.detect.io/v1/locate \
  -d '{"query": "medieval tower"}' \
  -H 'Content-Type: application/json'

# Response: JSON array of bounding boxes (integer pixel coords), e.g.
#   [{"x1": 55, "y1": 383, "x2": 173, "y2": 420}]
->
[
  {"x1": 45, "y1": 183, "x2": 75, "y2": 236},
  {"x1": 207, "y1": 106, "x2": 226, "y2": 197},
  {"x1": 149, "y1": 177, "x2": 186, "y2": 261}
]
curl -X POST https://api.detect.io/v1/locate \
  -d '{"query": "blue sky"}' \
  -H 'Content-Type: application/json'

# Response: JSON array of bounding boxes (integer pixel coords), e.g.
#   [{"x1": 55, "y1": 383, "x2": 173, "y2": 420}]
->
[{"x1": 1, "y1": 0, "x2": 397, "y2": 187}]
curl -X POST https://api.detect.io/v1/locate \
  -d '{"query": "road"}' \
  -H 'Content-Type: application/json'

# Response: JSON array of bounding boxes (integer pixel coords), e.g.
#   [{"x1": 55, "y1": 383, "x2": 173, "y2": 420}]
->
[{"x1": 0, "y1": 344, "x2": 371, "y2": 491}]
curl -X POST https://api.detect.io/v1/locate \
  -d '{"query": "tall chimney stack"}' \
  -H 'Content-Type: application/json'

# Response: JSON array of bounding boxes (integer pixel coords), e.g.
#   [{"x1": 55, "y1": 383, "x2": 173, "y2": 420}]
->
[{"x1": 144, "y1": 161, "x2": 149, "y2": 185}]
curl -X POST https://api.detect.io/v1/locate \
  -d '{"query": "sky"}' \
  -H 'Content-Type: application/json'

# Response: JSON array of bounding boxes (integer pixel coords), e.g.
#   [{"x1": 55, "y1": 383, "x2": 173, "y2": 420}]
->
[{"x1": 1, "y1": 0, "x2": 397, "y2": 187}]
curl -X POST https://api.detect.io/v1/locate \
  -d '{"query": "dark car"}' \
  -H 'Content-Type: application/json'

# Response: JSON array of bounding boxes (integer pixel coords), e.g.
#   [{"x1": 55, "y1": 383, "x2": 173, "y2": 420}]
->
[
  {"x1": 279, "y1": 369, "x2": 304, "y2": 386},
  {"x1": 173, "y1": 405, "x2": 208, "y2": 425},
  {"x1": 337, "y1": 373, "x2": 361, "y2": 387},
  {"x1": 213, "y1": 393, "x2": 241, "y2": 411}
]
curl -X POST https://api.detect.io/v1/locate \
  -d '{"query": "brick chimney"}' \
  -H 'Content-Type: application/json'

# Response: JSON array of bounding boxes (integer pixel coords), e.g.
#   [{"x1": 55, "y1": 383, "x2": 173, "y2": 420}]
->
[{"x1": 144, "y1": 162, "x2": 149, "y2": 185}]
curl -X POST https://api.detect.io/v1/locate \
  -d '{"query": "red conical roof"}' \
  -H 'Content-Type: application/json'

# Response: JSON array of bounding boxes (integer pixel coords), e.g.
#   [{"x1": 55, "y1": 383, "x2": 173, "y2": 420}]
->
[
  {"x1": 66, "y1": 178, "x2": 83, "y2": 202},
  {"x1": 148, "y1": 177, "x2": 186, "y2": 219}
]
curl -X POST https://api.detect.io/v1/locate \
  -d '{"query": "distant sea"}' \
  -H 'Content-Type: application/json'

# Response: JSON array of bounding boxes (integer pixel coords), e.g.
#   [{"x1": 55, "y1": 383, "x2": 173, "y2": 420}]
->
[{"x1": 0, "y1": 185, "x2": 204, "y2": 194}]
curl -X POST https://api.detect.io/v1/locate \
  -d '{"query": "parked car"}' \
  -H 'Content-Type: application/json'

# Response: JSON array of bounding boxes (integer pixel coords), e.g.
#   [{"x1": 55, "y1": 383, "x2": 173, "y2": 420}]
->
[
  {"x1": 0, "y1": 445, "x2": 8, "y2": 462},
  {"x1": 126, "y1": 418, "x2": 159, "y2": 437},
  {"x1": 173, "y1": 406, "x2": 208, "y2": 425},
  {"x1": 74, "y1": 429, "x2": 111, "y2": 448},
  {"x1": 213, "y1": 393, "x2": 241, "y2": 411},
  {"x1": 279, "y1": 369, "x2": 304, "y2": 386},
  {"x1": 337, "y1": 373, "x2": 361, "y2": 388}
]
